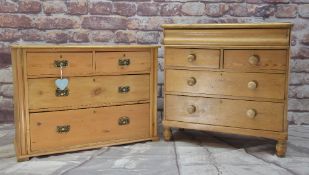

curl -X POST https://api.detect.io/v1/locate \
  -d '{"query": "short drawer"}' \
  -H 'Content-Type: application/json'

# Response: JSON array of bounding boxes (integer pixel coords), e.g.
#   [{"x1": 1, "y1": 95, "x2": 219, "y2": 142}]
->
[
  {"x1": 30, "y1": 103, "x2": 150, "y2": 152},
  {"x1": 165, "y1": 95, "x2": 284, "y2": 131},
  {"x1": 95, "y1": 52, "x2": 151, "y2": 74},
  {"x1": 28, "y1": 75, "x2": 149, "y2": 110},
  {"x1": 165, "y1": 69, "x2": 285, "y2": 99},
  {"x1": 165, "y1": 48, "x2": 220, "y2": 69},
  {"x1": 224, "y1": 50, "x2": 287, "y2": 71},
  {"x1": 27, "y1": 52, "x2": 93, "y2": 77}
]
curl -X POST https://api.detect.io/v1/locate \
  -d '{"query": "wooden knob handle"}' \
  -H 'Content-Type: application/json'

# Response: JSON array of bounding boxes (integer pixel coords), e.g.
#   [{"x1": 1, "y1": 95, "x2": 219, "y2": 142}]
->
[
  {"x1": 187, "y1": 105, "x2": 196, "y2": 114},
  {"x1": 187, "y1": 77, "x2": 197, "y2": 86},
  {"x1": 187, "y1": 54, "x2": 196, "y2": 62},
  {"x1": 248, "y1": 55, "x2": 259, "y2": 65},
  {"x1": 248, "y1": 81, "x2": 257, "y2": 90},
  {"x1": 246, "y1": 109, "x2": 257, "y2": 119}
]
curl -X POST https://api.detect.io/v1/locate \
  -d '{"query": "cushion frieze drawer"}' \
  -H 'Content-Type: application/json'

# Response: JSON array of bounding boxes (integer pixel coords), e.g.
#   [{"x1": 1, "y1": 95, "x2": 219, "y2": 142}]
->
[
  {"x1": 165, "y1": 95, "x2": 284, "y2": 132},
  {"x1": 30, "y1": 103, "x2": 150, "y2": 153},
  {"x1": 28, "y1": 75, "x2": 150, "y2": 110},
  {"x1": 27, "y1": 52, "x2": 93, "y2": 77},
  {"x1": 165, "y1": 69, "x2": 285, "y2": 99},
  {"x1": 165, "y1": 48, "x2": 220, "y2": 69},
  {"x1": 95, "y1": 51, "x2": 151, "y2": 74},
  {"x1": 224, "y1": 50, "x2": 287, "y2": 71}
]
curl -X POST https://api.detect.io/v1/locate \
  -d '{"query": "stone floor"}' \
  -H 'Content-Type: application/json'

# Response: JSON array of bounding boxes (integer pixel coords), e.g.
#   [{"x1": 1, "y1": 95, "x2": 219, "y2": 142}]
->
[{"x1": 0, "y1": 124, "x2": 309, "y2": 175}]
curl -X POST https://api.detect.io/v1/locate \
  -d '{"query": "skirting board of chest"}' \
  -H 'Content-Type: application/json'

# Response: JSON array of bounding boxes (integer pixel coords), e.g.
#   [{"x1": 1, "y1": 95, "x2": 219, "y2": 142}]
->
[
  {"x1": 161, "y1": 23, "x2": 292, "y2": 157},
  {"x1": 11, "y1": 45, "x2": 159, "y2": 161}
]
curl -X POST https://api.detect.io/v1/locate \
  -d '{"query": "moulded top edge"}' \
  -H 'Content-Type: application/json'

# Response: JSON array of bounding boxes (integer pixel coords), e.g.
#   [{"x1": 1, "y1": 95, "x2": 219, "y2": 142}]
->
[
  {"x1": 10, "y1": 44, "x2": 160, "y2": 49},
  {"x1": 161, "y1": 23, "x2": 293, "y2": 29}
]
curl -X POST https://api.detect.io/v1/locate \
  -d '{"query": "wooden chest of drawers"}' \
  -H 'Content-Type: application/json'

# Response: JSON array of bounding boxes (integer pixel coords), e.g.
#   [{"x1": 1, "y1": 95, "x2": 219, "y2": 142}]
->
[
  {"x1": 11, "y1": 45, "x2": 158, "y2": 161},
  {"x1": 162, "y1": 23, "x2": 292, "y2": 157}
]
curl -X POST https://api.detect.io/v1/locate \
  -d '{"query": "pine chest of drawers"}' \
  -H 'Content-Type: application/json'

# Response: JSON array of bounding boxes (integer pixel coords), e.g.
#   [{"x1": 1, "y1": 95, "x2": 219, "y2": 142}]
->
[
  {"x1": 11, "y1": 45, "x2": 159, "y2": 161},
  {"x1": 162, "y1": 23, "x2": 292, "y2": 157}
]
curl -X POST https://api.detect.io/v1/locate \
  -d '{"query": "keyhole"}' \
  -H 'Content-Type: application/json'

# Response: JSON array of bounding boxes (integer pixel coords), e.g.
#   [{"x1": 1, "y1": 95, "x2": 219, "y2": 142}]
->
[{"x1": 93, "y1": 78, "x2": 96, "y2": 82}]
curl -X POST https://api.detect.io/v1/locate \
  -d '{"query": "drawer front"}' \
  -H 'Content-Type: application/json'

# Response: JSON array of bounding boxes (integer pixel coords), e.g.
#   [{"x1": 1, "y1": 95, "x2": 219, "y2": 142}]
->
[
  {"x1": 165, "y1": 48, "x2": 220, "y2": 69},
  {"x1": 30, "y1": 103, "x2": 150, "y2": 152},
  {"x1": 224, "y1": 50, "x2": 287, "y2": 71},
  {"x1": 95, "y1": 52, "x2": 151, "y2": 74},
  {"x1": 28, "y1": 75, "x2": 149, "y2": 110},
  {"x1": 27, "y1": 52, "x2": 93, "y2": 77},
  {"x1": 165, "y1": 69, "x2": 285, "y2": 99},
  {"x1": 165, "y1": 95, "x2": 284, "y2": 131}
]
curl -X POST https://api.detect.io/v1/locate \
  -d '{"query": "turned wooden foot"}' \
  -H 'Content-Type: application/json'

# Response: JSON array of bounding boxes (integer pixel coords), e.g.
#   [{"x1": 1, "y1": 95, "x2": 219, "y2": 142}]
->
[
  {"x1": 163, "y1": 127, "x2": 172, "y2": 141},
  {"x1": 276, "y1": 140, "x2": 287, "y2": 157}
]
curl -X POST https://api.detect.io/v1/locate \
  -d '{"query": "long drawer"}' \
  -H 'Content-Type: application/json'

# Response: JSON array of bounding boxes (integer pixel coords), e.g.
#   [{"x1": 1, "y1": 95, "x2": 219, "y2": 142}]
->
[
  {"x1": 27, "y1": 52, "x2": 93, "y2": 77},
  {"x1": 30, "y1": 103, "x2": 150, "y2": 152},
  {"x1": 165, "y1": 69, "x2": 285, "y2": 99},
  {"x1": 165, "y1": 95, "x2": 284, "y2": 131},
  {"x1": 28, "y1": 75, "x2": 150, "y2": 110}
]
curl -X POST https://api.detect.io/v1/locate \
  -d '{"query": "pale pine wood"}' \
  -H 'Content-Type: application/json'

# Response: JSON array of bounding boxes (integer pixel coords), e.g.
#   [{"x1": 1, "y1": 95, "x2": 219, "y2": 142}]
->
[
  {"x1": 12, "y1": 45, "x2": 158, "y2": 161},
  {"x1": 165, "y1": 69, "x2": 285, "y2": 100},
  {"x1": 165, "y1": 48, "x2": 220, "y2": 69},
  {"x1": 165, "y1": 95, "x2": 284, "y2": 131},
  {"x1": 162, "y1": 23, "x2": 292, "y2": 157},
  {"x1": 95, "y1": 51, "x2": 151, "y2": 74},
  {"x1": 28, "y1": 75, "x2": 149, "y2": 110},
  {"x1": 27, "y1": 52, "x2": 93, "y2": 77},
  {"x1": 11, "y1": 44, "x2": 160, "y2": 49},
  {"x1": 30, "y1": 104, "x2": 150, "y2": 153},
  {"x1": 163, "y1": 29, "x2": 289, "y2": 46},
  {"x1": 224, "y1": 50, "x2": 287, "y2": 71}
]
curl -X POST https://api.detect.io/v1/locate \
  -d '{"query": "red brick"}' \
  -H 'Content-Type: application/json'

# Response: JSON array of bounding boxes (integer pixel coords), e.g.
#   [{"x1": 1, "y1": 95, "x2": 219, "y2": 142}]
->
[
  {"x1": 0, "y1": 14, "x2": 32, "y2": 28},
  {"x1": 0, "y1": 45, "x2": 11, "y2": 68},
  {"x1": 66, "y1": 0, "x2": 88, "y2": 15},
  {"x1": 275, "y1": 4, "x2": 297, "y2": 18},
  {"x1": 0, "y1": 111, "x2": 13, "y2": 123},
  {"x1": 89, "y1": 1, "x2": 112, "y2": 15},
  {"x1": 246, "y1": 0, "x2": 264, "y2": 3},
  {"x1": 113, "y1": 2, "x2": 136, "y2": 17},
  {"x1": 69, "y1": 31, "x2": 89, "y2": 43},
  {"x1": 302, "y1": 34, "x2": 309, "y2": 45},
  {"x1": 21, "y1": 29, "x2": 43, "y2": 41},
  {"x1": 205, "y1": 3, "x2": 229, "y2": 17},
  {"x1": 0, "y1": 96, "x2": 13, "y2": 111},
  {"x1": 229, "y1": 4, "x2": 254, "y2": 17},
  {"x1": 160, "y1": 3, "x2": 182, "y2": 16},
  {"x1": 45, "y1": 31, "x2": 69, "y2": 43},
  {"x1": 18, "y1": 0, "x2": 41, "y2": 14},
  {"x1": 262, "y1": 0, "x2": 289, "y2": 3},
  {"x1": 43, "y1": 1, "x2": 66, "y2": 14},
  {"x1": 299, "y1": 4, "x2": 309, "y2": 18},
  {"x1": 137, "y1": 3, "x2": 160, "y2": 16},
  {"x1": 0, "y1": 29, "x2": 20, "y2": 41},
  {"x1": 181, "y1": 2, "x2": 205, "y2": 16},
  {"x1": 115, "y1": 30, "x2": 136, "y2": 43},
  {"x1": 136, "y1": 31, "x2": 160, "y2": 44},
  {"x1": 89, "y1": 31, "x2": 114, "y2": 42},
  {"x1": 34, "y1": 17, "x2": 77, "y2": 30},
  {"x1": 128, "y1": 17, "x2": 173, "y2": 30},
  {"x1": 0, "y1": 0, "x2": 18, "y2": 13},
  {"x1": 291, "y1": 0, "x2": 309, "y2": 3},
  {"x1": 253, "y1": 4, "x2": 275, "y2": 18},
  {"x1": 293, "y1": 47, "x2": 309, "y2": 59},
  {"x1": 82, "y1": 16, "x2": 127, "y2": 30}
]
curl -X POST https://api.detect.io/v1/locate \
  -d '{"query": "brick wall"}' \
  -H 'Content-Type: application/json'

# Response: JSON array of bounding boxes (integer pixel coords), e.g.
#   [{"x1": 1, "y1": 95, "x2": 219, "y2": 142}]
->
[{"x1": 0, "y1": 0, "x2": 308, "y2": 124}]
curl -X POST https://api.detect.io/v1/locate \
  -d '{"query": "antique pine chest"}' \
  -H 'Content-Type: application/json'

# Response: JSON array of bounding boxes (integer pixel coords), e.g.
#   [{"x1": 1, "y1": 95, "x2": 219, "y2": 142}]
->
[
  {"x1": 162, "y1": 23, "x2": 292, "y2": 157},
  {"x1": 11, "y1": 45, "x2": 158, "y2": 161}
]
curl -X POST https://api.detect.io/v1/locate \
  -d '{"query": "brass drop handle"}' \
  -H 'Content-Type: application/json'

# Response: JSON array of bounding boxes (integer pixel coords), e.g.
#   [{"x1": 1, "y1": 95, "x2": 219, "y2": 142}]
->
[
  {"x1": 119, "y1": 58, "x2": 130, "y2": 66},
  {"x1": 246, "y1": 109, "x2": 257, "y2": 119},
  {"x1": 248, "y1": 81, "x2": 258, "y2": 90},
  {"x1": 248, "y1": 55, "x2": 260, "y2": 65},
  {"x1": 187, "y1": 105, "x2": 196, "y2": 114},
  {"x1": 187, "y1": 54, "x2": 196, "y2": 62},
  {"x1": 118, "y1": 116, "x2": 130, "y2": 125},
  {"x1": 118, "y1": 86, "x2": 130, "y2": 93},
  {"x1": 56, "y1": 125, "x2": 70, "y2": 133},
  {"x1": 187, "y1": 77, "x2": 197, "y2": 86},
  {"x1": 55, "y1": 88, "x2": 69, "y2": 97},
  {"x1": 54, "y1": 60, "x2": 68, "y2": 68}
]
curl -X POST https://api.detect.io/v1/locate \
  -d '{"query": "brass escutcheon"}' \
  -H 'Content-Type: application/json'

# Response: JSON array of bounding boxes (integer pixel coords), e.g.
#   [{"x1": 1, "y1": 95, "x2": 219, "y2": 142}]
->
[
  {"x1": 55, "y1": 88, "x2": 69, "y2": 97},
  {"x1": 118, "y1": 116, "x2": 130, "y2": 126},
  {"x1": 118, "y1": 86, "x2": 130, "y2": 93},
  {"x1": 54, "y1": 60, "x2": 68, "y2": 68},
  {"x1": 118, "y1": 58, "x2": 130, "y2": 66},
  {"x1": 56, "y1": 125, "x2": 70, "y2": 133}
]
